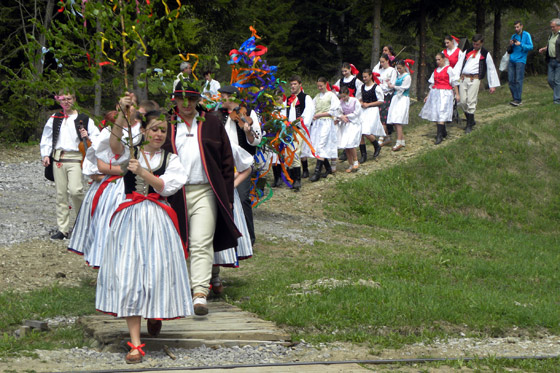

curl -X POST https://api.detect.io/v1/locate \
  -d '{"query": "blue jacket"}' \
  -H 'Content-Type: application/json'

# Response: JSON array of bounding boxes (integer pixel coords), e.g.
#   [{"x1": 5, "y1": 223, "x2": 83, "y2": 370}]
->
[{"x1": 509, "y1": 31, "x2": 533, "y2": 64}]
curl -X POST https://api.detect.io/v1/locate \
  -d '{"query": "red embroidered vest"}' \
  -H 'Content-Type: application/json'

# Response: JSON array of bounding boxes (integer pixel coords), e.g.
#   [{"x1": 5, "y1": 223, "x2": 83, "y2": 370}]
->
[{"x1": 433, "y1": 66, "x2": 452, "y2": 90}]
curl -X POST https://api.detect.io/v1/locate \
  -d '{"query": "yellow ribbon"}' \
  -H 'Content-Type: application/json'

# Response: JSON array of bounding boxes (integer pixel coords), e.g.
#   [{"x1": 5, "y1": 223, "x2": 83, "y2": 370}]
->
[
  {"x1": 179, "y1": 53, "x2": 199, "y2": 80},
  {"x1": 131, "y1": 26, "x2": 149, "y2": 57},
  {"x1": 100, "y1": 33, "x2": 117, "y2": 63}
]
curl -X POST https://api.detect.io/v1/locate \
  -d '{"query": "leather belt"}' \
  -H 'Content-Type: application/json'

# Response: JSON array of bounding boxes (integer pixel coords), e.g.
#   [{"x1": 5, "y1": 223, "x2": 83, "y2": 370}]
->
[{"x1": 461, "y1": 74, "x2": 479, "y2": 81}]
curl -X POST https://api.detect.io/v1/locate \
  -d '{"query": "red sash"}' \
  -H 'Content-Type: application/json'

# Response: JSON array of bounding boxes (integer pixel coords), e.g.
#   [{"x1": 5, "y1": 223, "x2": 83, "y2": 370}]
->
[
  {"x1": 110, "y1": 192, "x2": 187, "y2": 258},
  {"x1": 91, "y1": 175, "x2": 122, "y2": 217}
]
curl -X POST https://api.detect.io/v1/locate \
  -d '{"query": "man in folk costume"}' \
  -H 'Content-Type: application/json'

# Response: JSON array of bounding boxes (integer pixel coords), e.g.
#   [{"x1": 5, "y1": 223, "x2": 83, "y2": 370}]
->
[
  {"x1": 217, "y1": 85, "x2": 261, "y2": 246},
  {"x1": 40, "y1": 90, "x2": 99, "y2": 239},
  {"x1": 166, "y1": 82, "x2": 240, "y2": 316},
  {"x1": 278, "y1": 75, "x2": 315, "y2": 191},
  {"x1": 457, "y1": 34, "x2": 500, "y2": 134}
]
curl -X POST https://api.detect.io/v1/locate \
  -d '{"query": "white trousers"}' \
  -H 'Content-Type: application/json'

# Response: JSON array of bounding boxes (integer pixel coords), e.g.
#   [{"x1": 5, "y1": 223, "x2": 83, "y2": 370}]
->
[
  {"x1": 53, "y1": 150, "x2": 84, "y2": 234},
  {"x1": 459, "y1": 77, "x2": 481, "y2": 115}
]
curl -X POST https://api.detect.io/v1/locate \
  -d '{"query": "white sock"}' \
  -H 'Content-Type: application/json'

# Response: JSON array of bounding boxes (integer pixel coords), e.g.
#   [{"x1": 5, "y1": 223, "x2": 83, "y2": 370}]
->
[
  {"x1": 401, "y1": 140, "x2": 406, "y2": 146},
  {"x1": 353, "y1": 161, "x2": 359, "y2": 166}
]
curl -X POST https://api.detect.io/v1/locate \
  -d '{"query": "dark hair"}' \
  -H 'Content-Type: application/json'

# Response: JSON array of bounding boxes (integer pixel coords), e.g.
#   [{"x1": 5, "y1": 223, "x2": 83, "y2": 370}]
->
[
  {"x1": 203, "y1": 70, "x2": 212, "y2": 76},
  {"x1": 341, "y1": 62, "x2": 352, "y2": 70},
  {"x1": 380, "y1": 54, "x2": 390, "y2": 62},
  {"x1": 289, "y1": 75, "x2": 302, "y2": 84},
  {"x1": 395, "y1": 59, "x2": 406, "y2": 67},
  {"x1": 141, "y1": 110, "x2": 166, "y2": 129},
  {"x1": 444, "y1": 35, "x2": 454, "y2": 42},
  {"x1": 339, "y1": 86, "x2": 350, "y2": 95},
  {"x1": 436, "y1": 52, "x2": 446, "y2": 59},
  {"x1": 139, "y1": 100, "x2": 160, "y2": 112},
  {"x1": 362, "y1": 68, "x2": 372, "y2": 76},
  {"x1": 317, "y1": 77, "x2": 328, "y2": 84},
  {"x1": 383, "y1": 45, "x2": 395, "y2": 56},
  {"x1": 514, "y1": 20, "x2": 522, "y2": 26},
  {"x1": 472, "y1": 34, "x2": 484, "y2": 43}
]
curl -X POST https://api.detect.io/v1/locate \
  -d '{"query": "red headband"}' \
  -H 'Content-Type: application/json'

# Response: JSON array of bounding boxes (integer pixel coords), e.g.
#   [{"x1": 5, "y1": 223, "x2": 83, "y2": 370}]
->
[
  {"x1": 372, "y1": 72, "x2": 381, "y2": 85},
  {"x1": 451, "y1": 35, "x2": 460, "y2": 45},
  {"x1": 350, "y1": 63, "x2": 359, "y2": 76}
]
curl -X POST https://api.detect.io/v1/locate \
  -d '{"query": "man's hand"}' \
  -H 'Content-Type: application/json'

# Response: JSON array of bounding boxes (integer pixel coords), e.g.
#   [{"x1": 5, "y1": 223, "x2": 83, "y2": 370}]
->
[
  {"x1": 42, "y1": 156, "x2": 50, "y2": 167},
  {"x1": 489, "y1": 87, "x2": 496, "y2": 94},
  {"x1": 79, "y1": 127, "x2": 88, "y2": 140},
  {"x1": 539, "y1": 47, "x2": 547, "y2": 54}
]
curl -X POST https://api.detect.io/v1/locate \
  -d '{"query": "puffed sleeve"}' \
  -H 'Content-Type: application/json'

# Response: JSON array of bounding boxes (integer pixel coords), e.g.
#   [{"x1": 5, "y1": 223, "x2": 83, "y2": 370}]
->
[
  {"x1": 448, "y1": 67, "x2": 460, "y2": 87},
  {"x1": 428, "y1": 71, "x2": 436, "y2": 88},
  {"x1": 302, "y1": 95, "x2": 315, "y2": 127},
  {"x1": 394, "y1": 74, "x2": 412, "y2": 95},
  {"x1": 92, "y1": 127, "x2": 131, "y2": 165},
  {"x1": 375, "y1": 85, "x2": 384, "y2": 101},
  {"x1": 40, "y1": 116, "x2": 54, "y2": 158},
  {"x1": 82, "y1": 147, "x2": 100, "y2": 176},
  {"x1": 231, "y1": 143, "x2": 254, "y2": 173},
  {"x1": 354, "y1": 78, "x2": 364, "y2": 100},
  {"x1": 247, "y1": 110, "x2": 262, "y2": 146},
  {"x1": 485, "y1": 53, "x2": 501, "y2": 88},
  {"x1": 344, "y1": 97, "x2": 362, "y2": 122},
  {"x1": 86, "y1": 118, "x2": 100, "y2": 139},
  {"x1": 159, "y1": 153, "x2": 187, "y2": 196},
  {"x1": 328, "y1": 92, "x2": 342, "y2": 118}
]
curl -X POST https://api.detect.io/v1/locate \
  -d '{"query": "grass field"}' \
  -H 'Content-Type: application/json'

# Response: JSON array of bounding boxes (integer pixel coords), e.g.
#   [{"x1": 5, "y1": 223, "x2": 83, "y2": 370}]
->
[{"x1": 0, "y1": 76, "x2": 558, "y2": 370}]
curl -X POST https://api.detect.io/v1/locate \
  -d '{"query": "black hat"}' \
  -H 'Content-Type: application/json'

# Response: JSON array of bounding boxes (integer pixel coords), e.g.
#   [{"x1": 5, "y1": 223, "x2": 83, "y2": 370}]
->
[
  {"x1": 218, "y1": 85, "x2": 240, "y2": 95},
  {"x1": 173, "y1": 81, "x2": 201, "y2": 100}
]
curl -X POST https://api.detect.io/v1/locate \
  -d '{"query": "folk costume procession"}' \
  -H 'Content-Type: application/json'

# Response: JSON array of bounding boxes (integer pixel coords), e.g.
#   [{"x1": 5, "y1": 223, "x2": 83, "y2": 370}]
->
[{"x1": 39, "y1": 25, "x2": 506, "y2": 363}]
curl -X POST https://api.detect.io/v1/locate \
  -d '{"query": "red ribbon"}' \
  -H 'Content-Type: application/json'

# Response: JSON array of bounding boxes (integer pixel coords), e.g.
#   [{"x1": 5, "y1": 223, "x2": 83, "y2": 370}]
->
[
  {"x1": 372, "y1": 72, "x2": 382, "y2": 85},
  {"x1": 404, "y1": 59, "x2": 415, "y2": 74},
  {"x1": 451, "y1": 35, "x2": 460, "y2": 45},
  {"x1": 466, "y1": 50, "x2": 484, "y2": 60},
  {"x1": 111, "y1": 192, "x2": 187, "y2": 258},
  {"x1": 86, "y1": 52, "x2": 92, "y2": 68},
  {"x1": 127, "y1": 342, "x2": 146, "y2": 356},
  {"x1": 91, "y1": 175, "x2": 122, "y2": 217},
  {"x1": 287, "y1": 94, "x2": 299, "y2": 107},
  {"x1": 98, "y1": 61, "x2": 112, "y2": 66},
  {"x1": 350, "y1": 63, "x2": 359, "y2": 76}
]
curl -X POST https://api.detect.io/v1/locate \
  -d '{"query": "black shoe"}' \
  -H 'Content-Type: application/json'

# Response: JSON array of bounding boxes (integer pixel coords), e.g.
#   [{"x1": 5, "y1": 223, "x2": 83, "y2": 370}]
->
[
  {"x1": 464, "y1": 114, "x2": 473, "y2": 134},
  {"x1": 309, "y1": 160, "x2": 323, "y2": 182},
  {"x1": 301, "y1": 160, "x2": 309, "y2": 178},
  {"x1": 442, "y1": 124, "x2": 448, "y2": 138},
  {"x1": 359, "y1": 144, "x2": 367, "y2": 163},
  {"x1": 271, "y1": 165, "x2": 282, "y2": 188},
  {"x1": 321, "y1": 159, "x2": 333, "y2": 178},
  {"x1": 51, "y1": 231, "x2": 68, "y2": 240},
  {"x1": 339, "y1": 151, "x2": 347, "y2": 161},
  {"x1": 291, "y1": 167, "x2": 301, "y2": 191},
  {"x1": 435, "y1": 124, "x2": 444, "y2": 145},
  {"x1": 372, "y1": 140, "x2": 381, "y2": 158}
]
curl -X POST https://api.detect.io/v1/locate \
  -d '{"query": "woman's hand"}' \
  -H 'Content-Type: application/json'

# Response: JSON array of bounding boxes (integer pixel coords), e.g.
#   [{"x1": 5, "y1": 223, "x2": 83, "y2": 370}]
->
[
  {"x1": 127, "y1": 159, "x2": 144, "y2": 176},
  {"x1": 340, "y1": 115, "x2": 349, "y2": 123}
]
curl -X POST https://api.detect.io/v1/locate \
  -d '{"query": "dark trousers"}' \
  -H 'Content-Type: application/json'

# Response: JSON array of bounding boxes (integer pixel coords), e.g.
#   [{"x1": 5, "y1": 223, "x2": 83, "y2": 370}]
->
[{"x1": 236, "y1": 176, "x2": 255, "y2": 245}]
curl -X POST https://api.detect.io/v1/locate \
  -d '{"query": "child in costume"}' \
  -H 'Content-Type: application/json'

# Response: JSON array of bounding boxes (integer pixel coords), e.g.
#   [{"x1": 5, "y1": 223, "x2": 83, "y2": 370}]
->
[{"x1": 387, "y1": 59, "x2": 414, "y2": 151}]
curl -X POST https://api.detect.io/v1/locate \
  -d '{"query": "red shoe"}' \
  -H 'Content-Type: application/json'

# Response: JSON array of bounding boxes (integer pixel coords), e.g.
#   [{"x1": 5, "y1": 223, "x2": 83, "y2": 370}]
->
[{"x1": 125, "y1": 342, "x2": 145, "y2": 364}]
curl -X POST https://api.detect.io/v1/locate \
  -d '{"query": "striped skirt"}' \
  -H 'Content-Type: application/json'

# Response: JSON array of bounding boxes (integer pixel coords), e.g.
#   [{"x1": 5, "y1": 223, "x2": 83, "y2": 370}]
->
[
  {"x1": 86, "y1": 177, "x2": 126, "y2": 268},
  {"x1": 95, "y1": 199, "x2": 194, "y2": 319},
  {"x1": 214, "y1": 189, "x2": 253, "y2": 266},
  {"x1": 67, "y1": 180, "x2": 102, "y2": 256}
]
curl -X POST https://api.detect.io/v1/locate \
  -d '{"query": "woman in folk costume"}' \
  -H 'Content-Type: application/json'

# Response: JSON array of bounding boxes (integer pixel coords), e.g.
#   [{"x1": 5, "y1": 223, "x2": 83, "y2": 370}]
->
[
  {"x1": 419, "y1": 52, "x2": 460, "y2": 145},
  {"x1": 387, "y1": 59, "x2": 414, "y2": 151},
  {"x1": 212, "y1": 143, "x2": 254, "y2": 269},
  {"x1": 373, "y1": 54, "x2": 398, "y2": 147},
  {"x1": 96, "y1": 96, "x2": 193, "y2": 364},
  {"x1": 358, "y1": 69, "x2": 385, "y2": 163},
  {"x1": 334, "y1": 62, "x2": 364, "y2": 100},
  {"x1": 443, "y1": 35, "x2": 465, "y2": 74},
  {"x1": 373, "y1": 45, "x2": 397, "y2": 70},
  {"x1": 305, "y1": 77, "x2": 341, "y2": 182},
  {"x1": 336, "y1": 86, "x2": 362, "y2": 172}
]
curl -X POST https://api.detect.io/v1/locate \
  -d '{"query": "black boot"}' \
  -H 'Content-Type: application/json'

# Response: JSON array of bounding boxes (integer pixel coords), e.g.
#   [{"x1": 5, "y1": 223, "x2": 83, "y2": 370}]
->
[
  {"x1": 322, "y1": 158, "x2": 333, "y2": 178},
  {"x1": 359, "y1": 144, "x2": 367, "y2": 164},
  {"x1": 442, "y1": 124, "x2": 448, "y2": 138},
  {"x1": 339, "y1": 150, "x2": 347, "y2": 162},
  {"x1": 271, "y1": 165, "x2": 282, "y2": 188},
  {"x1": 292, "y1": 167, "x2": 301, "y2": 191},
  {"x1": 435, "y1": 124, "x2": 444, "y2": 145},
  {"x1": 464, "y1": 114, "x2": 474, "y2": 134},
  {"x1": 372, "y1": 140, "x2": 381, "y2": 158},
  {"x1": 301, "y1": 160, "x2": 309, "y2": 178},
  {"x1": 309, "y1": 160, "x2": 323, "y2": 182}
]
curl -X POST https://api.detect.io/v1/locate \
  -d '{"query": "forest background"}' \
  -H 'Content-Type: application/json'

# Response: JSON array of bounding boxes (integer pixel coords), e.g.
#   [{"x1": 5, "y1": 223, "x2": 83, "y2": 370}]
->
[{"x1": 0, "y1": 0, "x2": 558, "y2": 143}]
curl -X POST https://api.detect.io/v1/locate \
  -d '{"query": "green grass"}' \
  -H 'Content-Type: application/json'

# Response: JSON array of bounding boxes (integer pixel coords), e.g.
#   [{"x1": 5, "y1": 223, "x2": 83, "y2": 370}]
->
[
  {"x1": 0, "y1": 281, "x2": 96, "y2": 357},
  {"x1": 225, "y1": 77, "x2": 560, "y2": 351}
]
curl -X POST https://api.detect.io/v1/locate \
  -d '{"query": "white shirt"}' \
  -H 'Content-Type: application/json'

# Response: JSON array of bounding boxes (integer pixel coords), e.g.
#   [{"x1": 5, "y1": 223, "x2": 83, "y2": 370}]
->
[
  {"x1": 231, "y1": 143, "x2": 254, "y2": 173},
  {"x1": 40, "y1": 113, "x2": 99, "y2": 158},
  {"x1": 334, "y1": 75, "x2": 364, "y2": 100},
  {"x1": 224, "y1": 109, "x2": 261, "y2": 147},
  {"x1": 393, "y1": 73, "x2": 412, "y2": 96},
  {"x1": 377, "y1": 67, "x2": 397, "y2": 95},
  {"x1": 457, "y1": 50, "x2": 501, "y2": 88},
  {"x1": 286, "y1": 93, "x2": 315, "y2": 127},
  {"x1": 175, "y1": 116, "x2": 208, "y2": 185},
  {"x1": 202, "y1": 79, "x2": 221, "y2": 97}
]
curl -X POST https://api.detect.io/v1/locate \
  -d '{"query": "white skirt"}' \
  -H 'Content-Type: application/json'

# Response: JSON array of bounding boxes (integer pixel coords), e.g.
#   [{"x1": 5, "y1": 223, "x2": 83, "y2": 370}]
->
[
  {"x1": 419, "y1": 89, "x2": 454, "y2": 122},
  {"x1": 301, "y1": 118, "x2": 338, "y2": 159},
  {"x1": 337, "y1": 121, "x2": 362, "y2": 149},
  {"x1": 360, "y1": 107, "x2": 386, "y2": 137},
  {"x1": 68, "y1": 180, "x2": 102, "y2": 257},
  {"x1": 96, "y1": 199, "x2": 194, "y2": 319},
  {"x1": 387, "y1": 94, "x2": 410, "y2": 125},
  {"x1": 214, "y1": 189, "x2": 253, "y2": 266},
  {"x1": 86, "y1": 176, "x2": 126, "y2": 268}
]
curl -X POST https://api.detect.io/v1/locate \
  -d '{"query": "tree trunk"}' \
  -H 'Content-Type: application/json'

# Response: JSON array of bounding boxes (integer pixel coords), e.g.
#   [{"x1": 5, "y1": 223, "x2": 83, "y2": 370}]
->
[
  {"x1": 493, "y1": 9, "x2": 502, "y2": 58},
  {"x1": 94, "y1": 0, "x2": 103, "y2": 117},
  {"x1": 34, "y1": 0, "x2": 55, "y2": 76},
  {"x1": 133, "y1": 55, "x2": 148, "y2": 101},
  {"x1": 370, "y1": 0, "x2": 381, "y2": 69},
  {"x1": 475, "y1": 1, "x2": 486, "y2": 35},
  {"x1": 416, "y1": 2, "x2": 428, "y2": 100}
]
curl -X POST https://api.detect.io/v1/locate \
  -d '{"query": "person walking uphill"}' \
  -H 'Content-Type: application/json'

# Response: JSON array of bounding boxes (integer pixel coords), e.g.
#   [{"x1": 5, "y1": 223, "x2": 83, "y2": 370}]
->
[
  {"x1": 40, "y1": 90, "x2": 99, "y2": 239},
  {"x1": 508, "y1": 21, "x2": 533, "y2": 106},
  {"x1": 166, "y1": 82, "x2": 240, "y2": 316},
  {"x1": 538, "y1": 18, "x2": 560, "y2": 104},
  {"x1": 456, "y1": 34, "x2": 500, "y2": 134}
]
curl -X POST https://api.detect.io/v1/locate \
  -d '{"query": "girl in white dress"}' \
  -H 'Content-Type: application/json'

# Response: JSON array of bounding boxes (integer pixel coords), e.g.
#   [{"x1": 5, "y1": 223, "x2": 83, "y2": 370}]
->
[
  {"x1": 306, "y1": 77, "x2": 341, "y2": 182},
  {"x1": 373, "y1": 54, "x2": 397, "y2": 146},
  {"x1": 358, "y1": 69, "x2": 385, "y2": 162},
  {"x1": 387, "y1": 60, "x2": 414, "y2": 151},
  {"x1": 334, "y1": 62, "x2": 364, "y2": 100},
  {"x1": 419, "y1": 52, "x2": 460, "y2": 145},
  {"x1": 336, "y1": 86, "x2": 362, "y2": 172},
  {"x1": 96, "y1": 100, "x2": 193, "y2": 364}
]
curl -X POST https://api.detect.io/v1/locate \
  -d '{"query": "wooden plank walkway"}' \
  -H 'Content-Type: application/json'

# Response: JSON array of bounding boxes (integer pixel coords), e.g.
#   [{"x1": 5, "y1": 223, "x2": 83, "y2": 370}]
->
[{"x1": 79, "y1": 300, "x2": 292, "y2": 350}]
